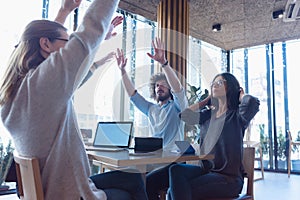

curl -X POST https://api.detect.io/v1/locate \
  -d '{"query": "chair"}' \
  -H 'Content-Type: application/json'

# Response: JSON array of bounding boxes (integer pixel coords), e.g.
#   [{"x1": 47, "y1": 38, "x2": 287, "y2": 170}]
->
[
  {"x1": 287, "y1": 130, "x2": 300, "y2": 178},
  {"x1": 14, "y1": 153, "x2": 44, "y2": 200},
  {"x1": 243, "y1": 124, "x2": 264, "y2": 181}
]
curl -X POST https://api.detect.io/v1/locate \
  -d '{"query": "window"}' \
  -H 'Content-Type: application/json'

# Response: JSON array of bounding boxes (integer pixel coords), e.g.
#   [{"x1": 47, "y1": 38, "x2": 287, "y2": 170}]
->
[{"x1": 0, "y1": 0, "x2": 43, "y2": 146}]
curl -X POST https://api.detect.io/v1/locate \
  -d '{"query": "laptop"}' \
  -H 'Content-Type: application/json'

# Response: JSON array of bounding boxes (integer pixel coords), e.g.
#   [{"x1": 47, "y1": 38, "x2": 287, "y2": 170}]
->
[{"x1": 85, "y1": 121, "x2": 133, "y2": 152}]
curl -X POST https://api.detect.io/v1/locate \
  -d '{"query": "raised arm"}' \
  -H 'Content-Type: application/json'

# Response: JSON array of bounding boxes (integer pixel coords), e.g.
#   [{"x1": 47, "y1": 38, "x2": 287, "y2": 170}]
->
[
  {"x1": 79, "y1": 52, "x2": 115, "y2": 87},
  {"x1": 189, "y1": 95, "x2": 211, "y2": 111},
  {"x1": 115, "y1": 48, "x2": 136, "y2": 96},
  {"x1": 54, "y1": 0, "x2": 82, "y2": 25},
  {"x1": 80, "y1": 15, "x2": 122, "y2": 85},
  {"x1": 147, "y1": 37, "x2": 182, "y2": 93}
]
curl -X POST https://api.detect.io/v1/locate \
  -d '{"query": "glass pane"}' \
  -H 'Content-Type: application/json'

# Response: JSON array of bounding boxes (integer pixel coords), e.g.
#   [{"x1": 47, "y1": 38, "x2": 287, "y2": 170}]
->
[
  {"x1": 273, "y1": 43, "x2": 287, "y2": 170},
  {"x1": 286, "y1": 39, "x2": 300, "y2": 172},
  {"x1": 0, "y1": 0, "x2": 42, "y2": 145},
  {"x1": 232, "y1": 46, "x2": 270, "y2": 170}
]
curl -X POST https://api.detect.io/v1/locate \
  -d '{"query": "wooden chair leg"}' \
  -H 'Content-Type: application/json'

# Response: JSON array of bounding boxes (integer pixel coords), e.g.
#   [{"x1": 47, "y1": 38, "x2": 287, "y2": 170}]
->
[
  {"x1": 259, "y1": 146, "x2": 264, "y2": 179},
  {"x1": 288, "y1": 142, "x2": 292, "y2": 178}
]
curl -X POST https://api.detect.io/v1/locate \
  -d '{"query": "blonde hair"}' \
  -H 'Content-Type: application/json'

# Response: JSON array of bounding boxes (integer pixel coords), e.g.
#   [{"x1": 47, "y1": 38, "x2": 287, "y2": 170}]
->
[{"x1": 0, "y1": 20, "x2": 67, "y2": 106}]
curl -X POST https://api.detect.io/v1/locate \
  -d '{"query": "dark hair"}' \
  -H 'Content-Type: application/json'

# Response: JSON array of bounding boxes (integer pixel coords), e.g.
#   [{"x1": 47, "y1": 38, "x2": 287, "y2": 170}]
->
[
  {"x1": 0, "y1": 20, "x2": 67, "y2": 105},
  {"x1": 149, "y1": 72, "x2": 173, "y2": 101},
  {"x1": 210, "y1": 72, "x2": 241, "y2": 110}
]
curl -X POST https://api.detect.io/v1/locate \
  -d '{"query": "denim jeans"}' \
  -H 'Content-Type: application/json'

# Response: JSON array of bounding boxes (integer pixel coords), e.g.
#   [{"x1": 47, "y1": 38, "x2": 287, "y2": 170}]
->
[
  {"x1": 90, "y1": 170, "x2": 148, "y2": 200},
  {"x1": 168, "y1": 163, "x2": 243, "y2": 200}
]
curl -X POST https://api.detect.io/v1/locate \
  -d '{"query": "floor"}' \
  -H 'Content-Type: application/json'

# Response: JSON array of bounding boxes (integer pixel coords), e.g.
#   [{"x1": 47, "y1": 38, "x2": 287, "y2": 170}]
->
[
  {"x1": 253, "y1": 171, "x2": 300, "y2": 200},
  {"x1": 0, "y1": 171, "x2": 299, "y2": 200}
]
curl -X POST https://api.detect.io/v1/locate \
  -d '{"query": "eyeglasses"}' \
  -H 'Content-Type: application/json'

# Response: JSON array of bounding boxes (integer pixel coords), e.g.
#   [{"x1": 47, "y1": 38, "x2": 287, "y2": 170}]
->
[
  {"x1": 210, "y1": 79, "x2": 226, "y2": 87},
  {"x1": 50, "y1": 38, "x2": 69, "y2": 42}
]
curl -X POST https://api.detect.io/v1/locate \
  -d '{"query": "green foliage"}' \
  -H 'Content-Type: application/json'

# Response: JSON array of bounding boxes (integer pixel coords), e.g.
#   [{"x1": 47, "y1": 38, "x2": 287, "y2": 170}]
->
[
  {"x1": 186, "y1": 83, "x2": 208, "y2": 105},
  {"x1": 277, "y1": 131, "x2": 286, "y2": 160},
  {"x1": 259, "y1": 124, "x2": 269, "y2": 155},
  {"x1": 292, "y1": 131, "x2": 300, "y2": 153},
  {"x1": 0, "y1": 140, "x2": 14, "y2": 186},
  {"x1": 185, "y1": 84, "x2": 208, "y2": 144}
]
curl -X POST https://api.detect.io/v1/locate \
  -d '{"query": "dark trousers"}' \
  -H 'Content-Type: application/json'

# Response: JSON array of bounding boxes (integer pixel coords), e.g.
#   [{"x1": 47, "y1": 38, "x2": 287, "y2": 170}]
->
[
  {"x1": 90, "y1": 170, "x2": 148, "y2": 200},
  {"x1": 146, "y1": 163, "x2": 176, "y2": 200},
  {"x1": 168, "y1": 163, "x2": 243, "y2": 200}
]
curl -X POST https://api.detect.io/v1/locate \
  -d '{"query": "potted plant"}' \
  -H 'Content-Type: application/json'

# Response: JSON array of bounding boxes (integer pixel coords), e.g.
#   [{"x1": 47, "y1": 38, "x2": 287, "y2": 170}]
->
[
  {"x1": 277, "y1": 131, "x2": 287, "y2": 168},
  {"x1": 259, "y1": 124, "x2": 270, "y2": 168},
  {"x1": 0, "y1": 139, "x2": 14, "y2": 189},
  {"x1": 185, "y1": 84, "x2": 209, "y2": 144}
]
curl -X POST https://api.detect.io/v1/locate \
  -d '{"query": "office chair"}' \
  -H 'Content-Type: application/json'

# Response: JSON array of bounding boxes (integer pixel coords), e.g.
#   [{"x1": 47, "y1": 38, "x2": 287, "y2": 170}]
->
[{"x1": 14, "y1": 153, "x2": 44, "y2": 200}]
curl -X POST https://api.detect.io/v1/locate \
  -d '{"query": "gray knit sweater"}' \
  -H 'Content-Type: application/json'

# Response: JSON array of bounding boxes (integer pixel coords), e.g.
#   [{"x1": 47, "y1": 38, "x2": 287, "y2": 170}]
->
[{"x1": 1, "y1": 0, "x2": 119, "y2": 199}]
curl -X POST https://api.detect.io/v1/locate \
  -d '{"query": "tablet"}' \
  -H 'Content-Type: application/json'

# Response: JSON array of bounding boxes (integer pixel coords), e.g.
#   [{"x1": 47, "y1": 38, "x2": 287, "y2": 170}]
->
[{"x1": 175, "y1": 141, "x2": 195, "y2": 154}]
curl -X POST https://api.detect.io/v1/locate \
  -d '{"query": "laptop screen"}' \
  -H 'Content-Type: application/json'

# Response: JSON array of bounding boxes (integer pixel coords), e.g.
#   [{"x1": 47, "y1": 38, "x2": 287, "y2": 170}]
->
[{"x1": 93, "y1": 121, "x2": 133, "y2": 148}]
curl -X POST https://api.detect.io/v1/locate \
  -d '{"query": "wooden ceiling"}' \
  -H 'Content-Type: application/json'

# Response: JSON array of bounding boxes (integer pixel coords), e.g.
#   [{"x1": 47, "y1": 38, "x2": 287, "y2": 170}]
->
[{"x1": 118, "y1": 0, "x2": 300, "y2": 50}]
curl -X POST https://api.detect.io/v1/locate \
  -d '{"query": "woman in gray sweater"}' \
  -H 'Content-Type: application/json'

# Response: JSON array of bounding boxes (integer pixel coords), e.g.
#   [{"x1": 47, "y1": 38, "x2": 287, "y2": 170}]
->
[{"x1": 0, "y1": 0, "x2": 147, "y2": 199}]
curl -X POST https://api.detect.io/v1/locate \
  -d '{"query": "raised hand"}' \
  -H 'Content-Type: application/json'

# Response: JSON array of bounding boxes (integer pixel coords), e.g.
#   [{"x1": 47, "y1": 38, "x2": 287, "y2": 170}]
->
[
  {"x1": 105, "y1": 16, "x2": 123, "y2": 40},
  {"x1": 61, "y1": 0, "x2": 82, "y2": 13},
  {"x1": 147, "y1": 37, "x2": 167, "y2": 65},
  {"x1": 55, "y1": 0, "x2": 82, "y2": 24},
  {"x1": 115, "y1": 48, "x2": 127, "y2": 71},
  {"x1": 94, "y1": 52, "x2": 115, "y2": 68}
]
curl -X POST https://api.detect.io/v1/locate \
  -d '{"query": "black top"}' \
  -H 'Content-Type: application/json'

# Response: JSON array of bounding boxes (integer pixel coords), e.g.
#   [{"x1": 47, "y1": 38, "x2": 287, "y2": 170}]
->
[{"x1": 198, "y1": 95, "x2": 260, "y2": 180}]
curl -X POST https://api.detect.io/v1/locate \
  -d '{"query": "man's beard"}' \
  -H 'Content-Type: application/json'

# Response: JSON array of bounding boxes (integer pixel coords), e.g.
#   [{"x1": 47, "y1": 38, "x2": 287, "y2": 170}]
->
[{"x1": 157, "y1": 92, "x2": 171, "y2": 102}]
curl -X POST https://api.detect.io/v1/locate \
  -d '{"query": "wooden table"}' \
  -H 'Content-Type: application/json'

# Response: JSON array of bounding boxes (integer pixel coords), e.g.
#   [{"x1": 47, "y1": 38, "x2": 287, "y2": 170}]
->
[{"x1": 87, "y1": 149, "x2": 214, "y2": 174}]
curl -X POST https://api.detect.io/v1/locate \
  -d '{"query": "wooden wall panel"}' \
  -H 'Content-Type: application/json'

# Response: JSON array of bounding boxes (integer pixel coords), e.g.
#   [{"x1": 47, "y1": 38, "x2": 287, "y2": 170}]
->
[{"x1": 157, "y1": 0, "x2": 189, "y2": 85}]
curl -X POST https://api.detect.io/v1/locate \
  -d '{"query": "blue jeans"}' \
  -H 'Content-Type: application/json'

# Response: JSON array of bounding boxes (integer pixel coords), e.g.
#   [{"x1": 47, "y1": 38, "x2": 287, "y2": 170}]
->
[
  {"x1": 168, "y1": 163, "x2": 243, "y2": 200},
  {"x1": 90, "y1": 170, "x2": 148, "y2": 200}
]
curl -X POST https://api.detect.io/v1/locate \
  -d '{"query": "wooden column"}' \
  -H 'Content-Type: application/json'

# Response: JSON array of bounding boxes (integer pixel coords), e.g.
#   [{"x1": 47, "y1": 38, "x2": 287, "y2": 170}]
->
[{"x1": 157, "y1": 0, "x2": 189, "y2": 85}]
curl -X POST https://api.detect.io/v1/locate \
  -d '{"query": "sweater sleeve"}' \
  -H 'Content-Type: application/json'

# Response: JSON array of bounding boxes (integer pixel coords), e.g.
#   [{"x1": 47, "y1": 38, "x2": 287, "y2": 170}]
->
[{"x1": 23, "y1": 0, "x2": 119, "y2": 110}]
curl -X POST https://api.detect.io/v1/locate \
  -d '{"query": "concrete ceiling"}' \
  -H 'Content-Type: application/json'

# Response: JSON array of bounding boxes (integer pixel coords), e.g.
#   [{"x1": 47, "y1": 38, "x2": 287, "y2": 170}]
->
[{"x1": 119, "y1": 0, "x2": 300, "y2": 50}]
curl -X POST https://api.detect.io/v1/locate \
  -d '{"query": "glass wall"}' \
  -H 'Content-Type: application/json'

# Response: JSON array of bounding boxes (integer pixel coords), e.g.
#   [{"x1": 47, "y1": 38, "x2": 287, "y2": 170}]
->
[
  {"x1": 285, "y1": 40, "x2": 300, "y2": 173},
  {"x1": 231, "y1": 40, "x2": 300, "y2": 174}
]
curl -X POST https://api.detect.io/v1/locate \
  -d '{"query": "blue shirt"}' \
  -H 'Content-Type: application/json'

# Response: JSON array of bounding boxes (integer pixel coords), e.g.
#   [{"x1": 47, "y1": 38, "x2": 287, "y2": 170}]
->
[{"x1": 131, "y1": 89, "x2": 188, "y2": 150}]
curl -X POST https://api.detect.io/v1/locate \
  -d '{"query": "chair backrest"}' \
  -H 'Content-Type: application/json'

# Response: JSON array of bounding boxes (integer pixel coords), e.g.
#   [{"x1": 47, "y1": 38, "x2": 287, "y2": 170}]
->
[
  {"x1": 242, "y1": 147, "x2": 255, "y2": 198},
  {"x1": 14, "y1": 153, "x2": 44, "y2": 200},
  {"x1": 287, "y1": 130, "x2": 293, "y2": 142}
]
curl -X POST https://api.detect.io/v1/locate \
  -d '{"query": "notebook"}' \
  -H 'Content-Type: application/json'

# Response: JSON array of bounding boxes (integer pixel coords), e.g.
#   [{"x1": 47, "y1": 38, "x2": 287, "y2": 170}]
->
[{"x1": 85, "y1": 121, "x2": 133, "y2": 152}]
